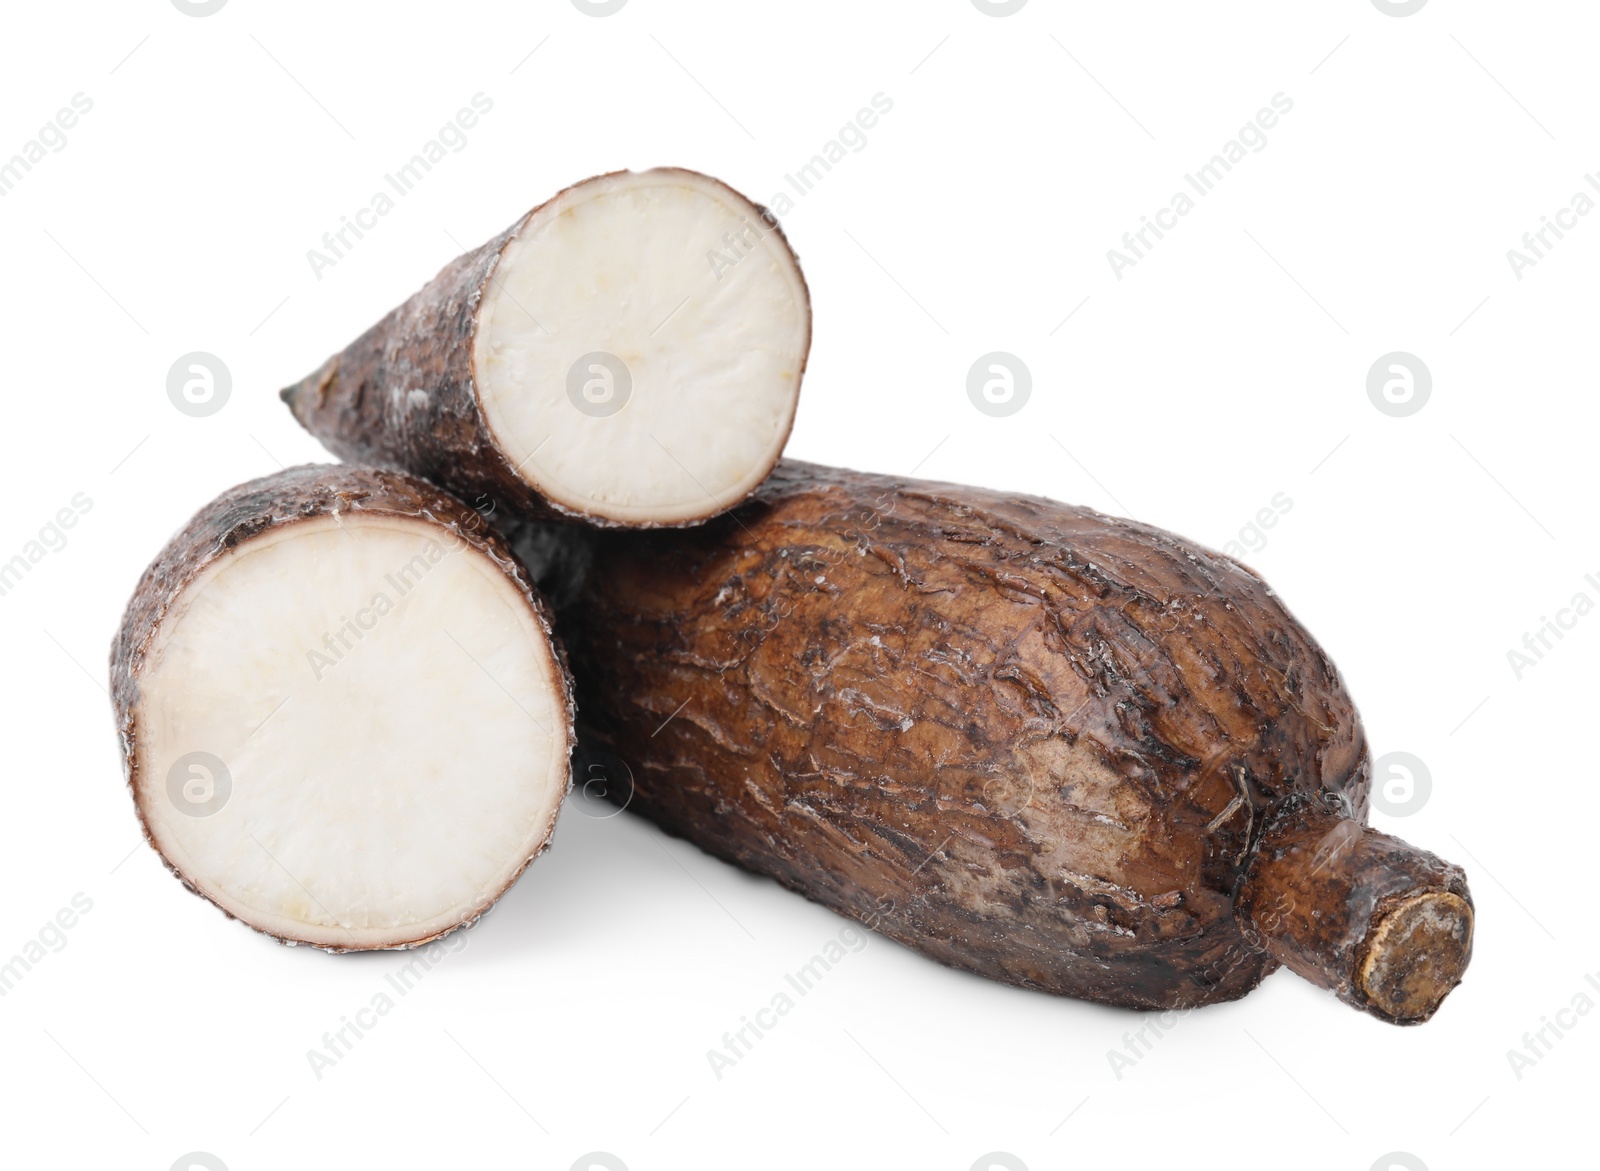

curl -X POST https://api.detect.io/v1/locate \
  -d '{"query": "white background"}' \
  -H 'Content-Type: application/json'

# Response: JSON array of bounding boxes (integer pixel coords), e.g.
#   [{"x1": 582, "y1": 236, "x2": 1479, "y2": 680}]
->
[{"x1": 0, "y1": 1, "x2": 1594, "y2": 1168}]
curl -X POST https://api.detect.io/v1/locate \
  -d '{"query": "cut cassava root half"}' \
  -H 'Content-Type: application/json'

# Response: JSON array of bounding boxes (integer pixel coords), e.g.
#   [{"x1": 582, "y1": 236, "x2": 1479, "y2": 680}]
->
[
  {"x1": 111, "y1": 465, "x2": 573, "y2": 951},
  {"x1": 525, "y1": 461, "x2": 1473, "y2": 1023},
  {"x1": 283, "y1": 168, "x2": 811, "y2": 528}
]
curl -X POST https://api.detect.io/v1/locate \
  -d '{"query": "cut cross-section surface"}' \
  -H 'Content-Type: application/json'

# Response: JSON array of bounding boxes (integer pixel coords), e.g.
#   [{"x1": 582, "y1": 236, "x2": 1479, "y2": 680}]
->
[
  {"x1": 475, "y1": 170, "x2": 811, "y2": 523},
  {"x1": 282, "y1": 168, "x2": 811, "y2": 528},
  {"x1": 111, "y1": 465, "x2": 573, "y2": 950}
]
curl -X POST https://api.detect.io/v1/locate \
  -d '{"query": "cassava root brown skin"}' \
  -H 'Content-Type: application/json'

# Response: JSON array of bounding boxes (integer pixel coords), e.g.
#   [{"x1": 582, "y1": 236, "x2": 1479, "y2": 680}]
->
[
  {"x1": 1238, "y1": 798, "x2": 1472, "y2": 1022},
  {"x1": 112, "y1": 465, "x2": 574, "y2": 951},
  {"x1": 282, "y1": 167, "x2": 811, "y2": 528},
  {"x1": 282, "y1": 229, "x2": 519, "y2": 501},
  {"x1": 528, "y1": 461, "x2": 1473, "y2": 1021}
]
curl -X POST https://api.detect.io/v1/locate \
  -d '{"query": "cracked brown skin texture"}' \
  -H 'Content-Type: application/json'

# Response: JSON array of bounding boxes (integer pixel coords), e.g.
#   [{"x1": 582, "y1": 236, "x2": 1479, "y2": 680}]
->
[
  {"x1": 110, "y1": 464, "x2": 575, "y2": 951},
  {"x1": 533, "y1": 461, "x2": 1471, "y2": 1018},
  {"x1": 280, "y1": 168, "x2": 810, "y2": 529}
]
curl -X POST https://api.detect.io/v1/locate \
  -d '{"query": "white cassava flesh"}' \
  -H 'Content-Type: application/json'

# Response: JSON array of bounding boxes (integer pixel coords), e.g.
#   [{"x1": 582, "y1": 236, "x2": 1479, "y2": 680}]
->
[
  {"x1": 473, "y1": 169, "x2": 811, "y2": 523},
  {"x1": 114, "y1": 468, "x2": 572, "y2": 950},
  {"x1": 283, "y1": 168, "x2": 811, "y2": 527}
]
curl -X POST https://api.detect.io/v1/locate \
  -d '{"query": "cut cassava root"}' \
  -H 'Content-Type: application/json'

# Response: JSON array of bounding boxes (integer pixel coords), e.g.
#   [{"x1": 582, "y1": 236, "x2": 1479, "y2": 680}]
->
[
  {"x1": 111, "y1": 465, "x2": 573, "y2": 951},
  {"x1": 526, "y1": 461, "x2": 1473, "y2": 1023},
  {"x1": 282, "y1": 168, "x2": 811, "y2": 528}
]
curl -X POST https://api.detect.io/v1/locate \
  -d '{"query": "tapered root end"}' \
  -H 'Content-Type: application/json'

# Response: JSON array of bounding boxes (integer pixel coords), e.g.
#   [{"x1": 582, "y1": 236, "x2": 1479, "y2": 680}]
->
[
  {"x1": 1358, "y1": 891, "x2": 1473, "y2": 1023},
  {"x1": 1236, "y1": 799, "x2": 1474, "y2": 1025},
  {"x1": 279, "y1": 356, "x2": 338, "y2": 424}
]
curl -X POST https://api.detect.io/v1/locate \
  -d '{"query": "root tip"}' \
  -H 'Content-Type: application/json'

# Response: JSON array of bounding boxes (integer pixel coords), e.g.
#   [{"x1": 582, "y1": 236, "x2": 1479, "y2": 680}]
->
[{"x1": 1358, "y1": 891, "x2": 1473, "y2": 1023}]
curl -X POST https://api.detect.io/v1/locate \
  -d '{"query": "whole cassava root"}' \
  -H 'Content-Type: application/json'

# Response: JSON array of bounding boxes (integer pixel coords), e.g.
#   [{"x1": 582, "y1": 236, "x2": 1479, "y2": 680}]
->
[
  {"x1": 111, "y1": 465, "x2": 574, "y2": 951},
  {"x1": 526, "y1": 461, "x2": 1473, "y2": 1023},
  {"x1": 282, "y1": 167, "x2": 811, "y2": 528}
]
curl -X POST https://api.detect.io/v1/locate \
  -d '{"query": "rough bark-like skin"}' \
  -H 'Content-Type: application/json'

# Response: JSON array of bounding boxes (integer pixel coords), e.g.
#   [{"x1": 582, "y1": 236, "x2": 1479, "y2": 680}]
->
[
  {"x1": 280, "y1": 168, "x2": 809, "y2": 528},
  {"x1": 1238, "y1": 798, "x2": 1472, "y2": 1022},
  {"x1": 281, "y1": 219, "x2": 532, "y2": 513},
  {"x1": 531, "y1": 461, "x2": 1472, "y2": 1019},
  {"x1": 110, "y1": 464, "x2": 575, "y2": 951}
]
